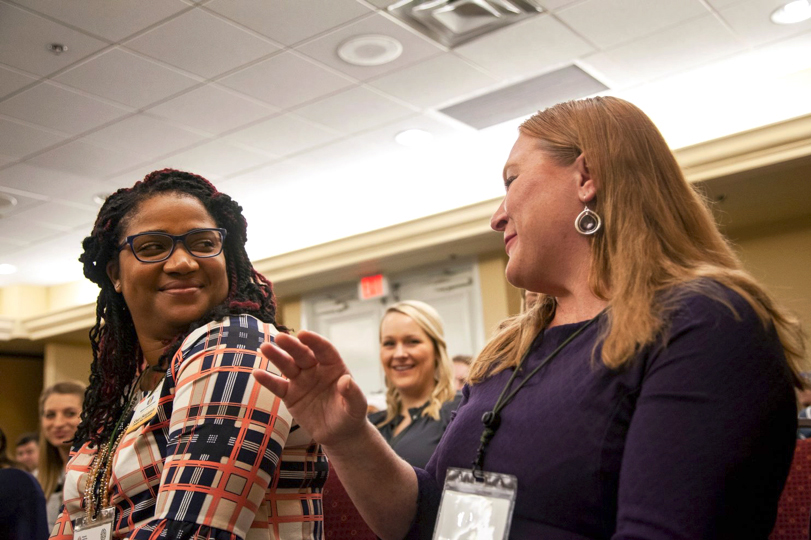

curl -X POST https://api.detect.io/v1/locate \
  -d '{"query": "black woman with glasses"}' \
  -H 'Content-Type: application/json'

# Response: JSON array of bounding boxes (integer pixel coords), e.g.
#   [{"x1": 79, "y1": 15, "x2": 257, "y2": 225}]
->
[{"x1": 51, "y1": 169, "x2": 326, "y2": 540}]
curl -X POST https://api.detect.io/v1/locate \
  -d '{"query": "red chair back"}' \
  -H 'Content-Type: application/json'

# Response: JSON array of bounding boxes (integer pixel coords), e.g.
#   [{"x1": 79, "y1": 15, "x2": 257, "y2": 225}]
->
[
  {"x1": 770, "y1": 438, "x2": 811, "y2": 540},
  {"x1": 323, "y1": 464, "x2": 377, "y2": 539}
]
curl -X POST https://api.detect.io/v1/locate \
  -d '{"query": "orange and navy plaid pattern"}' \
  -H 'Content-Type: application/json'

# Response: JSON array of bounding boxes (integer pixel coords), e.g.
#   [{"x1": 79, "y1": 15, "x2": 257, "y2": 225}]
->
[{"x1": 51, "y1": 314, "x2": 327, "y2": 540}]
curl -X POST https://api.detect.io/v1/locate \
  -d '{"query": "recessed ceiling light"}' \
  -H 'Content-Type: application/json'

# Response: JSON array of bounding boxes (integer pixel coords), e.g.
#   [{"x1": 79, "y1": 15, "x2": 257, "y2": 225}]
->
[
  {"x1": 771, "y1": 0, "x2": 811, "y2": 24},
  {"x1": 0, "y1": 192, "x2": 18, "y2": 212},
  {"x1": 337, "y1": 35, "x2": 403, "y2": 66},
  {"x1": 0, "y1": 264, "x2": 18, "y2": 275},
  {"x1": 92, "y1": 193, "x2": 109, "y2": 206},
  {"x1": 394, "y1": 129, "x2": 435, "y2": 148}
]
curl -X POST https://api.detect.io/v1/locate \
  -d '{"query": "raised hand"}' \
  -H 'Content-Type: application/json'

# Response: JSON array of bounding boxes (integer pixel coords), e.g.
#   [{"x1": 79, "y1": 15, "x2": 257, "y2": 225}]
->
[{"x1": 254, "y1": 330, "x2": 369, "y2": 447}]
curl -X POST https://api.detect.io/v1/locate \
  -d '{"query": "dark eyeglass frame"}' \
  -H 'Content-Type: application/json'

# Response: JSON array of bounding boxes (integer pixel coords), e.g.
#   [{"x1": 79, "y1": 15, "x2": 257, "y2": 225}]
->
[{"x1": 117, "y1": 227, "x2": 228, "y2": 263}]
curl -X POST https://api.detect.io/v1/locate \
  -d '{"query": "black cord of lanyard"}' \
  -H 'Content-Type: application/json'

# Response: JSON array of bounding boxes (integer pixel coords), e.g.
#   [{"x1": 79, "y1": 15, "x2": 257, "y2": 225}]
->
[{"x1": 471, "y1": 313, "x2": 602, "y2": 479}]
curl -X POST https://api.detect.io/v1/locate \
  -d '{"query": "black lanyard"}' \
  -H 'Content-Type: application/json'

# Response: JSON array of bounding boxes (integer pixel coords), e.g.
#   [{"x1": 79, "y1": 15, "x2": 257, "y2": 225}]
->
[{"x1": 472, "y1": 314, "x2": 601, "y2": 478}]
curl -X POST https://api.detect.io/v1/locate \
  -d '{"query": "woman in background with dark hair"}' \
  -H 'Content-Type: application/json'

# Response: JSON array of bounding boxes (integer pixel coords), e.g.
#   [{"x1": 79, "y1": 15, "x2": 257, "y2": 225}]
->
[{"x1": 51, "y1": 170, "x2": 325, "y2": 539}]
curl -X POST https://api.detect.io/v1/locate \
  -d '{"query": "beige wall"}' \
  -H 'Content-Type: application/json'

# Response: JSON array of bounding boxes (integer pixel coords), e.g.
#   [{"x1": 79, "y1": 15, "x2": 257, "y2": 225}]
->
[
  {"x1": 0, "y1": 355, "x2": 43, "y2": 448},
  {"x1": 43, "y1": 343, "x2": 93, "y2": 388},
  {"x1": 277, "y1": 297, "x2": 302, "y2": 334},
  {"x1": 477, "y1": 251, "x2": 522, "y2": 338},
  {"x1": 732, "y1": 218, "x2": 811, "y2": 362}
]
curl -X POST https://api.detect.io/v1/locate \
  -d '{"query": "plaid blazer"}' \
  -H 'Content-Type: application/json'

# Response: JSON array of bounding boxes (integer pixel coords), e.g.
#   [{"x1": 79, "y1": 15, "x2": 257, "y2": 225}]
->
[{"x1": 51, "y1": 314, "x2": 327, "y2": 540}]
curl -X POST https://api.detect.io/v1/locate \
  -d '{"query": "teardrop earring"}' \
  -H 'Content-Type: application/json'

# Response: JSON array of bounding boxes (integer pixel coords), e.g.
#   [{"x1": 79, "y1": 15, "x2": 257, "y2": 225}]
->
[{"x1": 575, "y1": 204, "x2": 602, "y2": 235}]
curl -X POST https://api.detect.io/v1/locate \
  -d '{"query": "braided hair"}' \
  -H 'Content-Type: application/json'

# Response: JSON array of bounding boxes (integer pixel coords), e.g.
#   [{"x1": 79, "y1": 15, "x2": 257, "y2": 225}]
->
[{"x1": 75, "y1": 169, "x2": 283, "y2": 446}]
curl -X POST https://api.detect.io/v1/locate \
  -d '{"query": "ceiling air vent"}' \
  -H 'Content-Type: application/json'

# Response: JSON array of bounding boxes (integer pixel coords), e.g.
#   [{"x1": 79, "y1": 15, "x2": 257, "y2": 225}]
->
[
  {"x1": 388, "y1": 0, "x2": 544, "y2": 48},
  {"x1": 439, "y1": 64, "x2": 609, "y2": 130}
]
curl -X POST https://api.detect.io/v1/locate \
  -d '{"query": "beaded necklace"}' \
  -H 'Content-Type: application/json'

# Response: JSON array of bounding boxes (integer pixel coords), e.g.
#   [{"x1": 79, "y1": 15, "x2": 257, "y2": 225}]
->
[{"x1": 83, "y1": 371, "x2": 147, "y2": 523}]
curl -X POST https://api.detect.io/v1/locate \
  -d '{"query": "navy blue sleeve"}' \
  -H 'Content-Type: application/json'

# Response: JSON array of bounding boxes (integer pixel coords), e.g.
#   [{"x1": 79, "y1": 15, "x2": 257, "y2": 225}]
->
[
  {"x1": 0, "y1": 468, "x2": 49, "y2": 540},
  {"x1": 613, "y1": 291, "x2": 797, "y2": 539}
]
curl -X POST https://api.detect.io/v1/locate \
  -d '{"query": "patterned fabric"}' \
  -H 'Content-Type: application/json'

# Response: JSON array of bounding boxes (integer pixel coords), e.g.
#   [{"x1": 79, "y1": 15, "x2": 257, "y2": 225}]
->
[
  {"x1": 769, "y1": 438, "x2": 811, "y2": 540},
  {"x1": 50, "y1": 314, "x2": 327, "y2": 540},
  {"x1": 322, "y1": 466, "x2": 375, "y2": 540}
]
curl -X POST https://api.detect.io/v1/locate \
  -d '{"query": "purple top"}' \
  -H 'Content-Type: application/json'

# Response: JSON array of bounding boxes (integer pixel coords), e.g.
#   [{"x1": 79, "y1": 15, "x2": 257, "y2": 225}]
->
[{"x1": 410, "y1": 286, "x2": 797, "y2": 539}]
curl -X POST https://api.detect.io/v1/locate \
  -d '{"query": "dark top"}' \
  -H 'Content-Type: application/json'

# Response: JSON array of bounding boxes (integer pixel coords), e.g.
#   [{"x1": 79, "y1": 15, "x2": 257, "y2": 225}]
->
[
  {"x1": 369, "y1": 394, "x2": 462, "y2": 469},
  {"x1": 0, "y1": 468, "x2": 49, "y2": 540},
  {"x1": 409, "y1": 286, "x2": 797, "y2": 539}
]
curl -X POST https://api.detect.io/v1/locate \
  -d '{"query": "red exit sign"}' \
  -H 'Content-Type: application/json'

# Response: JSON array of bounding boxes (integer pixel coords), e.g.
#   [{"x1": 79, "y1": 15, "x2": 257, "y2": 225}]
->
[{"x1": 359, "y1": 274, "x2": 389, "y2": 300}]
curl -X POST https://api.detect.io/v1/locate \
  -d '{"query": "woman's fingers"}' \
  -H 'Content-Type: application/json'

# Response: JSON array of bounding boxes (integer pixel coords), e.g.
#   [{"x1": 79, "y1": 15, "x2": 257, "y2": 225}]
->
[
  {"x1": 337, "y1": 374, "x2": 368, "y2": 420},
  {"x1": 252, "y1": 369, "x2": 288, "y2": 398},
  {"x1": 297, "y1": 330, "x2": 345, "y2": 366},
  {"x1": 259, "y1": 342, "x2": 301, "y2": 379},
  {"x1": 274, "y1": 333, "x2": 318, "y2": 370}
]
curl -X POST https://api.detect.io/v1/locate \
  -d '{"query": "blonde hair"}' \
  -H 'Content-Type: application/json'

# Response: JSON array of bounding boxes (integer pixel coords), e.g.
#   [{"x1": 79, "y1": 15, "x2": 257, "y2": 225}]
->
[
  {"x1": 38, "y1": 381, "x2": 86, "y2": 500},
  {"x1": 469, "y1": 97, "x2": 806, "y2": 384},
  {"x1": 378, "y1": 300, "x2": 456, "y2": 426}
]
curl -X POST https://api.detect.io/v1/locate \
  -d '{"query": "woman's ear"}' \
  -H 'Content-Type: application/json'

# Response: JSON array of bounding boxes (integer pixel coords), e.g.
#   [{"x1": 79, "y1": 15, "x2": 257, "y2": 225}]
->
[
  {"x1": 106, "y1": 260, "x2": 121, "y2": 292},
  {"x1": 574, "y1": 153, "x2": 597, "y2": 204}
]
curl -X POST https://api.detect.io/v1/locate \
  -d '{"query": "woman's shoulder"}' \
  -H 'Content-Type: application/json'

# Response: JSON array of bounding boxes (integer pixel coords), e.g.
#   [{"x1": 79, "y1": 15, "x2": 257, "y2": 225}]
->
[
  {"x1": 661, "y1": 279, "x2": 765, "y2": 333},
  {"x1": 180, "y1": 314, "x2": 280, "y2": 356}
]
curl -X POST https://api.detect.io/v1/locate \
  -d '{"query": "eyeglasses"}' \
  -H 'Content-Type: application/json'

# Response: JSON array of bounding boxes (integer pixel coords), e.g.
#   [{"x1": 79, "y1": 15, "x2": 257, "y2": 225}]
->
[{"x1": 118, "y1": 228, "x2": 227, "y2": 263}]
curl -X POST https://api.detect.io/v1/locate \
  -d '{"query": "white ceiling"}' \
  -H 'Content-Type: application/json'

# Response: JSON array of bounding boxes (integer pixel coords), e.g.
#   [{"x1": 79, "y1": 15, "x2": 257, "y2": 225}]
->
[{"x1": 1, "y1": 0, "x2": 811, "y2": 286}]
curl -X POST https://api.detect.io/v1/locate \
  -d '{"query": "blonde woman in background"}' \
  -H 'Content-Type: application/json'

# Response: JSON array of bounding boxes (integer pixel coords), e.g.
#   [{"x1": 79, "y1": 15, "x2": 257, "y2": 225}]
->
[
  {"x1": 37, "y1": 380, "x2": 84, "y2": 532},
  {"x1": 368, "y1": 301, "x2": 460, "y2": 468}
]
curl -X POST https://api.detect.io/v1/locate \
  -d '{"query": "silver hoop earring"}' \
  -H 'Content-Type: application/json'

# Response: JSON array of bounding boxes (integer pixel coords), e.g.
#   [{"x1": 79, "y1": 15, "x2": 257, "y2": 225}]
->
[{"x1": 575, "y1": 204, "x2": 601, "y2": 235}]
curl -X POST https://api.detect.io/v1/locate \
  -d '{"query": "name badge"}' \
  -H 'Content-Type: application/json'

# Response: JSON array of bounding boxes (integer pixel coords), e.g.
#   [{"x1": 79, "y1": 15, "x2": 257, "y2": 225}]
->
[
  {"x1": 74, "y1": 507, "x2": 115, "y2": 540},
  {"x1": 126, "y1": 382, "x2": 162, "y2": 434},
  {"x1": 433, "y1": 468, "x2": 517, "y2": 540}
]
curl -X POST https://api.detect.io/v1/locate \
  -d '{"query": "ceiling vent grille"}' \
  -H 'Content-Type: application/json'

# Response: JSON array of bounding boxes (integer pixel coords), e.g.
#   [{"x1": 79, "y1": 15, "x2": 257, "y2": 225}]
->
[
  {"x1": 388, "y1": 0, "x2": 544, "y2": 48},
  {"x1": 439, "y1": 65, "x2": 609, "y2": 130}
]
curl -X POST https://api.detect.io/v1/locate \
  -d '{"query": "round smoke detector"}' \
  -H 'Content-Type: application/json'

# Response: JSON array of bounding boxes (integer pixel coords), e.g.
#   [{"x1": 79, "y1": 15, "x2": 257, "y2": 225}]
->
[{"x1": 338, "y1": 35, "x2": 403, "y2": 66}]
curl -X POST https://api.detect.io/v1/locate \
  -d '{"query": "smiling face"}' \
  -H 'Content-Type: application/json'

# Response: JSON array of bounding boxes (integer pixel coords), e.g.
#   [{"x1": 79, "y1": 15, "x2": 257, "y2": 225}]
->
[
  {"x1": 380, "y1": 312, "x2": 438, "y2": 401},
  {"x1": 106, "y1": 193, "x2": 230, "y2": 342},
  {"x1": 42, "y1": 393, "x2": 82, "y2": 450},
  {"x1": 490, "y1": 133, "x2": 594, "y2": 295}
]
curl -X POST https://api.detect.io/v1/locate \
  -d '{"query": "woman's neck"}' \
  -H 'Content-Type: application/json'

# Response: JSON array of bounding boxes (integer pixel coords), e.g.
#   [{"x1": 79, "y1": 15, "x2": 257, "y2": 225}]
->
[
  {"x1": 550, "y1": 284, "x2": 608, "y2": 328},
  {"x1": 399, "y1": 387, "x2": 433, "y2": 412}
]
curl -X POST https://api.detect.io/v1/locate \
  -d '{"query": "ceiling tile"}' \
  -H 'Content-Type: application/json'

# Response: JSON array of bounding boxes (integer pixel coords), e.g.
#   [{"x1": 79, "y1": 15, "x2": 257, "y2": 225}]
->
[
  {"x1": 11, "y1": 201, "x2": 97, "y2": 230},
  {"x1": 83, "y1": 114, "x2": 209, "y2": 159},
  {"x1": 0, "y1": 155, "x2": 13, "y2": 168},
  {"x1": 50, "y1": 177, "x2": 122, "y2": 206},
  {"x1": 365, "y1": 0, "x2": 399, "y2": 7},
  {"x1": 293, "y1": 86, "x2": 416, "y2": 134},
  {"x1": 0, "y1": 82, "x2": 131, "y2": 135},
  {"x1": 536, "y1": 0, "x2": 586, "y2": 9},
  {"x1": 25, "y1": 139, "x2": 147, "y2": 179},
  {"x1": 145, "y1": 84, "x2": 278, "y2": 135},
  {"x1": 354, "y1": 113, "x2": 470, "y2": 145},
  {"x1": 706, "y1": 0, "x2": 748, "y2": 8},
  {"x1": 296, "y1": 13, "x2": 444, "y2": 81},
  {"x1": 368, "y1": 53, "x2": 498, "y2": 109},
  {"x1": 720, "y1": 0, "x2": 811, "y2": 46},
  {"x1": 11, "y1": 0, "x2": 190, "y2": 41},
  {"x1": 225, "y1": 113, "x2": 341, "y2": 157},
  {"x1": 0, "y1": 64, "x2": 38, "y2": 100},
  {"x1": 0, "y1": 164, "x2": 82, "y2": 197},
  {"x1": 557, "y1": 0, "x2": 709, "y2": 49},
  {"x1": 218, "y1": 51, "x2": 355, "y2": 109},
  {"x1": 151, "y1": 139, "x2": 276, "y2": 180},
  {"x1": 0, "y1": 117, "x2": 68, "y2": 159},
  {"x1": 0, "y1": 2, "x2": 109, "y2": 77},
  {"x1": 455, "y1": 14, "x2": 594, "y2": 80},
  {"x1": 0, "y1": 187, "x2": 48, "y2": 216},
  {"x1": 125, "y1": 9, "x2": 280, "y2": 78},
  {"x1": 0, "y1": 216, "x2": 65, "y2": 242},
  {"x1": 205, "y1": 0, "x2": 372, "y2": 46},
  {"x1": 55, "y1": 48, "x2": 200, "y2": 108},
  {"x1": 582, "y1": 15, "x2": 744, "y2": 85}
]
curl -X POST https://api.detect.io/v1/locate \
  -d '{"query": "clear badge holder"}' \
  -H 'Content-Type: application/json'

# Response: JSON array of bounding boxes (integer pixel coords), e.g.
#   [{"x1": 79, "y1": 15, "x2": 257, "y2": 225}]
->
[
  {"x1": 433, "y1": 467, "x2": 517, "y2": 540},
  {"x1": 73, "y1": 507, "x2": 115, "y2": 540}
]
